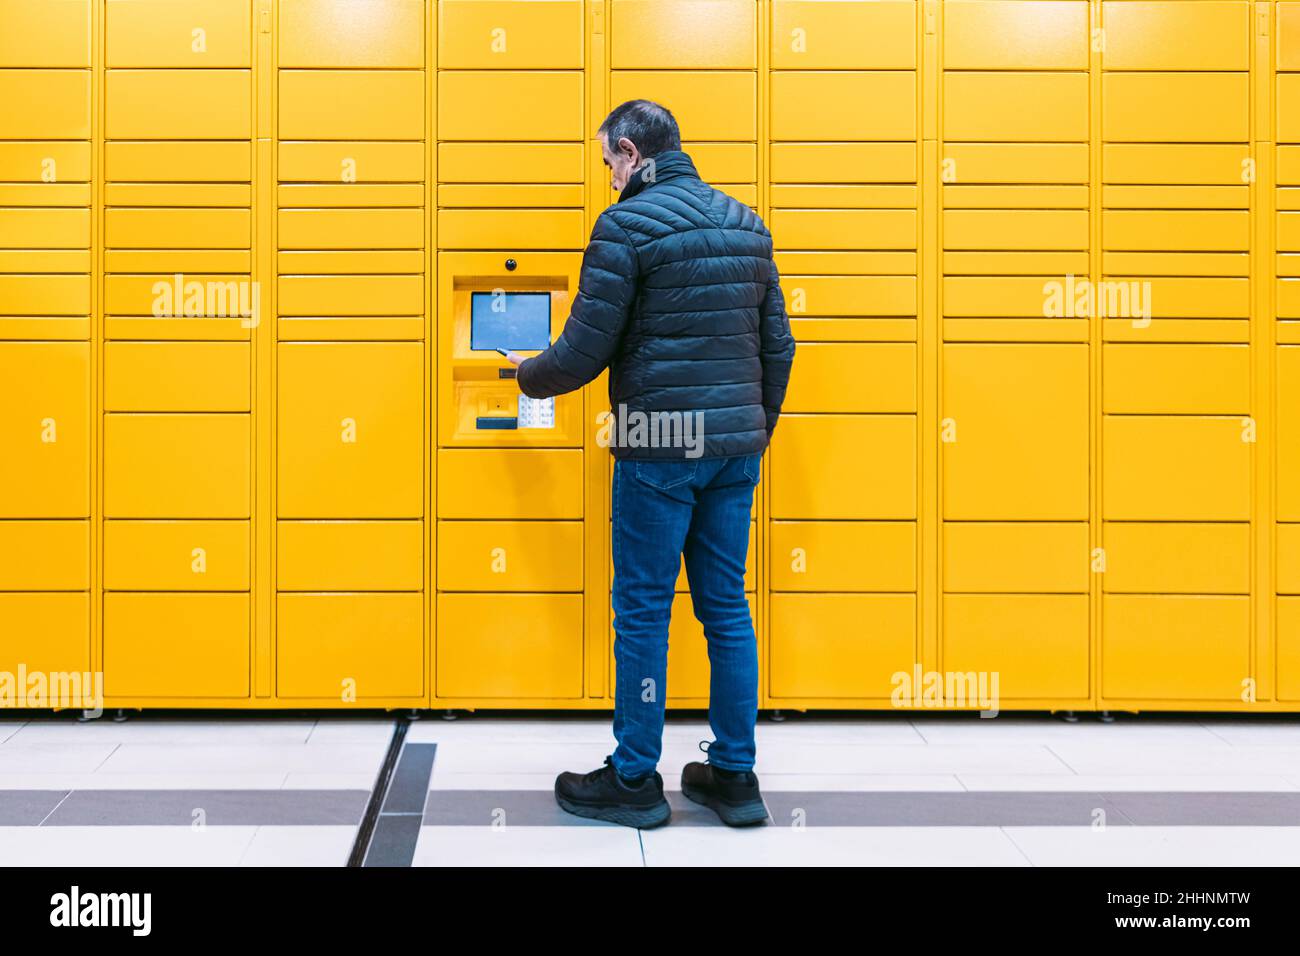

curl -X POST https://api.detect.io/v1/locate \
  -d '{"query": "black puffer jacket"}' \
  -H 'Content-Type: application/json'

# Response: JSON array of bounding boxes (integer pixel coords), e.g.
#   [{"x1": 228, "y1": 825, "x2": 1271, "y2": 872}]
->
[{"x1": 517, "y1": 151, "x2": 796, "y2": 460}]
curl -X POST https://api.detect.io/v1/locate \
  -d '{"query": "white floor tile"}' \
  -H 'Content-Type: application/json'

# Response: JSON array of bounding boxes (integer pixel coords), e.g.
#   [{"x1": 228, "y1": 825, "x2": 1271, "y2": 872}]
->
[
  {"x1": 9, "y1": 718, "x2": 316, "y2": 745},
  {"x1": 1004, "y1": 826, "x2": 1300, "y2": 866},
  {"x1": 1047, "y1": 743, "x2": 1300, "y2": 777},
  {"x1": 0, "y1": 772, "x2": 288, "y2": 790},
  {"x1": 411, "y1": 824, "x2": 644, "y2": 867},
  {"x1": 757, "y1": 773, "x2": 968, "y2": 792},
  {"x1": 406, "y1": 718, "x2": 619, "y2": 746},
  {"x1": 238, "y1": 825, "x2": 355, "y2": 866},
  {"x1": 1198, "y1": 719, "x2": 1300, "y2": 746},
  {"x1": 641, "y1": 826, "x2": 1029, "y2": 867},
  {"x1": 0, "y1": 721, "x2": 26, "y2": 745},
  {"x1": 0, "y1": 743, "x2": 118, "y2": 774},
  {"x1": 304, "y1": 719, "x2": 398, "y2": 745},
  {"x1": 429, "y1": 772, "x2": 558, "y2": 791},
  {"x1": 751, "y1": 742, "x2": 1071, "y2": 775},
  {"x1": 94, "y1": 743, "x2": 386, "y2": 776},
  {"x1": 0, "y1": 825, "x2": 257, "y2": 867},
  {"x1": 912, "y1": 716, "x2": 1230, "y2": 747},
  {"x1": 756, "y1": 719, "x2": 926, "y2": 745},
  {"x1": 959, "y1": 773, "x2": 1300, "y2": 792},
  {"x1": 281, "y1": 772, "x2": 377, "y2": 790}
]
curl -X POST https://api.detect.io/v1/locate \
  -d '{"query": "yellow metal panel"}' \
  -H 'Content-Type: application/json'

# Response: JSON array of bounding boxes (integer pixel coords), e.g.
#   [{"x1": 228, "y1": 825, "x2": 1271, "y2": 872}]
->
[
  {"x1": 1281, "y1": 74, "x2": 1300, "y2": 143},
  {"x1": 105, "y1": 414, "x2": 251, "y2": 519},
  {"x1": 771, "y1": 209, "x2": 916, "y2": 251},
  {"x1": 107, "y1": 70, "x2": 252, "y2": 139},
  {"x1": 769, "y1": 521, "x2": 916, "y2": 591},
  {"x1": 1280, "y1": 347, "x2": 1300, "y2": 521},
  {"x1": 943, "y1": 72, "x2": 1088, "y2": 141},
  {"x1": 944, "y1": 522, "x2": 1089, "y2": 592},
  {"x1": 1280, "y1": 599, "x2": 1300, "y2": 700},
  {"x1": 609, "y1": 71, "x2": 756, "y2": 141},
  {"x1": 104, "y1": 520, "x2": 250, "y2": 591},
  {"x1": 0, "y1": 342, "x2": 89, "y2": 519},
  {"x1": 783, "y1": 342, "x2": 915, "y2": 413},
  {"x1": 783, "y1": 276, "x2": 916, "y2": 316},
  {"x1": 772, "y1": 184, "x2": 918, "y2": 209},
  {"x1": 105, "y1": 183, "x2": 251, "y2": 207},
  {"x1": 104, "y1": 274, "x2": 253, "y2": 318},
  {"x1": 438, "y1": 0, "x2": 582, "y2": 68},
  {"x1": 772, "y1": 0, "x2": 916, "y2": 69},
  {"x1": 105, "y1": 141, "x2": 251, "y2": 182},
  {"x1": 279, "y1": 70, "x2": 424, "y2": 140},
  {"x1": 1103, "y1": 595, "x2": 1249, "y2": 700},
  {"x1": 770, "y1": 415, "x2": 916, "y2": 520},
  {"x1": 438, "y1": 184, "x2": 585, "y2": 207},
  {"x1": 1103, "y1": 73, "x2": 1248, "y2": 143},
  {"x1": 943, "y1": 344, "x2": 1089, "y2": 519},
  {"x1": 103, "y1": 593, "x2": 250, "y2": 698},
  {"x1": 1281, "y1": 3, "x2": 1300, "y2": 70},
  {"x1": 437, "y1": 208, "x2": 587, "y2": 250},
  {"x1": 0, "y1": 70, "x2": 90, "y2": 139},
  {"x1": 0, "y1": 208, "x2": 90, "y2": 249},
  {"x1": 1104, "y1": 210, "x2": 1249, "y2": 251},
  {"x1": 1103, "y1": 144, "x2": 1250, "y2": 184},
  {"x1": 770, "y1": 143, "x2": 917, "y2": 184},
  {"x1": 280, "y1": 0, "x2": 425, "y2": 68},
  {"x1": 104, "y1": 342, "x2": 250, "y2": 412},
  {"x1": 944, "y1": 209, "x2": 1088, "y2": 251},
  {"x1": 1103, "y1": 522, "x2": 1250, "y2": 594},
  {"x1": 277, "y1": 520, "x2": 423, "y2": 590},
  {"x1": 277, "y1": 208, "x2": 423, "y2": 250},
  {"x1": 438, "y1": 71, "x2": 583, "y2": 140},
  {"x1": 1103, "y1": 416, "x2": 1251, "y2": 521},
  {"x1": 437, "y1": 142, "x2": 584, "y2": 182},
  {"x1": 684, "y1": 143, "x2": 758, "y2": 184},
  {"x1": 944, "y1": 594, "x2": 1090, "y2": 699},
  {"x1": 279, "y1": 142, "x2": 425, "y2": 183},
  {"x1": 277, "y1": 275, "x2": 424, "y2": 316},
  {"x1": 1101, "y1": 1, "x2": 1250, "y2": 71},
  {"x1": 0, "y1": 275, "x2": 90, "y2": 315},
  {"x1": 611, "y1": 0, "x2": 755, "y2": 68},
  {"x1": 277, "y1": 593, "x2": 423, "y2": 698},
  {"x1": 769, "y1": 594, "x2": 916, "y2": 698},
  {"x1": 0, "y1": 142, "x2": 93, "y2": 182},
  {"x1": 771, "y1": 72, "x2": 916, "y2": 141},
  {"x1": 0, "y1": 521, "x2": 88, "y2": 590},
  {"x1": 277, "y1": 343, "x2": 424, "y2": 519},
  {"x1": 0, "y1": 593, "x2": 90, "y2": 683},
  {"x1": 107, "y1": 0, "x2": 252, "y2": 67},
  {"x1": 941, "y1": 143, "x2": 1089, "y2": 184},
  {"x1": 437, "y1": 521, "x2": 583, "y2": 591},
  {"x1": 106, "y1": 208, "x2": 251, "y2": 250},
  {"x1": 1103, "y1": 344, "x2": 1250, "y2": 414},
  {"x1": 0, "y1": 1, "x2": 90, "y2": 66},
  {"x1": 1278, "y1": 524, "x2": 1300, "y2": 594},
  {"x1": 944, "y1": 0, "x2": 1089, "y2": 70},
  {"x1": 437, "y1": 449, "x2": 584, "y2": 519},
  {"x1": 436, "y1": 593, "x2": 584, "y2": 698}
]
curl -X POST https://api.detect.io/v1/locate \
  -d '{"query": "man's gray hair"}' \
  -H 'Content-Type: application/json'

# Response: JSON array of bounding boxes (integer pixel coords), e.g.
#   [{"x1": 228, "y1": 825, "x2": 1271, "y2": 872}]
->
[{"x1": 598, "y1": 100, "x2": 682, "y2": 159}]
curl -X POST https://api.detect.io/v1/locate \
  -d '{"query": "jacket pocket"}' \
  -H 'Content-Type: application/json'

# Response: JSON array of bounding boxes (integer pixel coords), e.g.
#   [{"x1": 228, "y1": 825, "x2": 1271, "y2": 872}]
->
[{"x1": 634, "y1": 460, "x2": 698, "y2": 491}]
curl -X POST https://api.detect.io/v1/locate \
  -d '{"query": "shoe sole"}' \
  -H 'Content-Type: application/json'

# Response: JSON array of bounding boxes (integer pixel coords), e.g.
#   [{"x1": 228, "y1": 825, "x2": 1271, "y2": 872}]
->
[
  {"x1": 555, "y1": 794, "x2": 672, "y2": 829},
  {"x1": 681, "y1": 783, "x2": 770, "y2": 827}
]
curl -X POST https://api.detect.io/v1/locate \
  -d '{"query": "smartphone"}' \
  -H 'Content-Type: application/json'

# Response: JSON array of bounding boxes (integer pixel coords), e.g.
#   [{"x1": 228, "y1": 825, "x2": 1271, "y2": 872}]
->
[{"x1": 495, "y1": 347, "x2": 511, "y2": 358}]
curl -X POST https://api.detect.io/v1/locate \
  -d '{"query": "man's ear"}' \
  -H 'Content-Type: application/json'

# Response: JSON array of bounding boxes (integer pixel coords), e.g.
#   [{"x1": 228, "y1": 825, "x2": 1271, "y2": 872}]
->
[{"x1": 617, "y1": 136, "x2": 639, "y2": 163}]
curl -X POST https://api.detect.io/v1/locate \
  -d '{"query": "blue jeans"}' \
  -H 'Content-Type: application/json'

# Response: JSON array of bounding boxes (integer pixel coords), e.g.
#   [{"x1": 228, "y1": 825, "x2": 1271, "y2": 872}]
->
[{"x1": 610, "y1": 453, "x2": 761, "y2": 779}]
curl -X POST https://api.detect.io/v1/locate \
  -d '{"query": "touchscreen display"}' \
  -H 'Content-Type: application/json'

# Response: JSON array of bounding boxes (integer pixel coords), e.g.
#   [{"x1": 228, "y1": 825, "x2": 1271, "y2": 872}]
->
[{"x1": 470, "y1": 292, "x2": 551, "y2": 351}]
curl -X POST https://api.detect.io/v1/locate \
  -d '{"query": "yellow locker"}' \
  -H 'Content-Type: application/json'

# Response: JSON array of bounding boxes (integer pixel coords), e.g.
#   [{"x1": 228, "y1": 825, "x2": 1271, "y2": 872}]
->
[
  {"x1": 106, "y1": 70, "x2": 252, "y2": 139},
  {"x1": 780, "y1": 275, "x2": 916, "y2": 315},
  {"x1": 277, "y1": 275, "x2": 424, "y2": 316},
  {"x1": 277, "y1": 343, "x2": 424, "y2": 519},
  {"x1": 1104, "y1": 344, "x2": 1250, "y2": 414},
  {"x1": 943, "y1": 73, "x2": 1088, "y2": 141},
  {"x1": 771, "y1": 210, "x2": 917, "y2": 251},
  {"x1": 942, "y1": 344, "x2": 1089, "y2": 520},
  {"x1": 277, "y1": 593, "x2": 424, "y2": 699},
  {"x1": 281, "y1": 0, "x2": 425, "y2": 68},
  {"x1": 0, "y1": 521, "x2": 88, "y2": 591},
  {"x1": 782, "y1": 343, "x2": 915, "y2": 413},
  {"x1": 1101, "y1": 1, "x2": 1250, "y2": 71},
  {"x1": 437, "y1": 449, "x2": 584, "y2": 519},
  {"x1": 0, "y1": 342, "x2": 89, "y2": 519},
  {"x1": 104, "y1": 342, "x2": 250, "y2": 413},
  {"x1": 609, "y1": 72, "x2": 757, "y2": 141},
  {"x1": 104, "y1": 521, "x2": 250, "y2": 591},
  {"x1": 770, "y1": 521, "x2": 916, "y2": 592},
  {"x1": 437, "y1": 521, "x2": 583, "y2": 591},
  {"x1": 771, "y1": 0, "x2": 916, "y2": 70},
  {"x1": 104, "y1": 414, "x2": 251, "y2": 519},
  {"x1": 106, "y1": 141, "x2": 252, "y2": 182},
  {"x1": 106, "y1": 0, "x2": 252, "y2": 68},
  {"x1": 944, "y1": 209, "x2": 1088, "y2": 251},
  {"x1": 0, "y1": 208, "x2": 90, "y2": 249},
  {"x1": 0, "y1": 71, "x2": 91, "y2": 139},
  {"x1": 1103, "y1": 523, "x2": 1250, "y2": 594},
  {"x1": 437, "y1": 142, "x2": 584, "y2": 183},
  {"x1": 1280, "y1": 347, "x2": 1300, "y2": 521},
  {"x1": 436, "y1": 593, "x2": 584, "y2": 699},
  {"x1": 770, "y1": 72, "x2": 916, "y2": 141},
  {"x1": 106, "y1": 207, "x2": 251, "y2": 249},
  {"x1": 438, "y1": 0, "x2": 582, "y2": 69},
  {"x1": 279, "y1": 70, "x2": 424, "y2": 140},
  {"x1": 770, "y1": 415, "x2": 916, "y2": 520},
  {"x1": 1102, "y1": 73, "x2": 1248, "y2": 143},
  {"x1": 0, "y1": 0, "x2": 90, "y2": 68},
  {"x1": 944, "y1": 522, "x2": 1088, "y2": 593},
  {"x1": 611, "y1": 0, "x2": 755, "y2": 68},
  {"x1": 437, "y1": 71, "x2": 583, "y2": 140},
  {"x1": 770, "y1": 143, "x2": 917, "y2": 184},
  {"x1": 278, "y1": 208, "x2": 424, "y2": 250},
  {"x1": 0, "y1": 593, "x2": 90, "y2": 691},
  {"x1": 103, "y1": 592, "x2": 250, "y2": 698},
  {"x1": 278, "y1": 521, "x2": 423, "y2": 591},
  {"x1": 769, "y1": 593, "x2": 916, "y2": 699},
  {"x1": 943, "y1": 594, "x2": 1090, "y2": 699},
  {"x1": 1103, "y1": 416, "x2": 1251, "y2": 521},
  {"x1": 944, "y1": 0, "x2": 1089, "y2": 70},
  {"x1": 1103, "y1": 595, "x2": 1250, "y2": 700},
  {"x1": 1280, "y1": 598, "x2": 1300, "y2": 700},
  {"x1": 279, "y1": 142, "x2": 425, "y2": 183}
]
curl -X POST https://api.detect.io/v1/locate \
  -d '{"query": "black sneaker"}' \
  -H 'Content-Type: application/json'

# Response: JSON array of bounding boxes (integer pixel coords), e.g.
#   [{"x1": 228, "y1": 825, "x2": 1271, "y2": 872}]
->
[
  {"x1": 555, "y1": 757, "x2": 671, "y2": 829},
  {"x1": 681, "y1": 761, "x2": 769, "y2": 827}
]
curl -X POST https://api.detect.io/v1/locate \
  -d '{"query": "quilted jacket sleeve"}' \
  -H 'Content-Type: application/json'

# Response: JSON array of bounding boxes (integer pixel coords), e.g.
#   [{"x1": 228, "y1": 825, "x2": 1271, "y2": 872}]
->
[
  {"x1": 758, "y1": 256, "x2": 796, "y2": 437},
  {"x1": 517, "y1": 212, "x2": 638, "y2": 399}
]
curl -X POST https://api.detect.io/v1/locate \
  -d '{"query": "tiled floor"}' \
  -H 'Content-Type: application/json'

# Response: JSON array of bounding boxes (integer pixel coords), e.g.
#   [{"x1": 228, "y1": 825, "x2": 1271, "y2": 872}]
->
[{"x1": 0, "y1": 713, "x2": 1297, "y2": 866}]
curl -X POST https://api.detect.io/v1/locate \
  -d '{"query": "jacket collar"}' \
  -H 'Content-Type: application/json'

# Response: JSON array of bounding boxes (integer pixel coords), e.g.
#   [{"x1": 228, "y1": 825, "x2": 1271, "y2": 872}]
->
[{"x1": 618, "y1": 150, "x2": 699, "y2": 202}]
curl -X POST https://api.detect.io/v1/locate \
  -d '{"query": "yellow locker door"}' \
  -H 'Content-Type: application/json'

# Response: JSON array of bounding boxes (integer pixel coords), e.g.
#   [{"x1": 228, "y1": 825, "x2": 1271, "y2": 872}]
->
[
  {"x1": 277, "y1": 343, "x2": 424, "y2": 519},
  {"x1": 0, "y1": 342, "x2": 90, "y2": 519},
  {"x1": 942, "y1": 343, "x2": 1089, "y2": 520}
]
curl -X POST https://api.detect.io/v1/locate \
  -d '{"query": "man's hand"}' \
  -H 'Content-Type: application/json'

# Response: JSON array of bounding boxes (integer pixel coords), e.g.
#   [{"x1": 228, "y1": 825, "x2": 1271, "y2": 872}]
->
[{"x1": 506, "y1": 351, "x2": 525, "y2": 367}]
